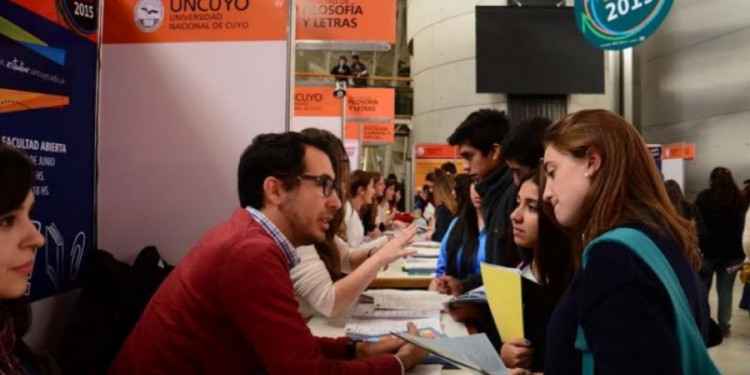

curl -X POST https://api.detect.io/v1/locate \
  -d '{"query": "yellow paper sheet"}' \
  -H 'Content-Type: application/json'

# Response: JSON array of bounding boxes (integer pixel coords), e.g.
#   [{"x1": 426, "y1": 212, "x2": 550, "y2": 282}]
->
[{"x1": 480, "y1": 262, "x2": 524, "y2": 340}]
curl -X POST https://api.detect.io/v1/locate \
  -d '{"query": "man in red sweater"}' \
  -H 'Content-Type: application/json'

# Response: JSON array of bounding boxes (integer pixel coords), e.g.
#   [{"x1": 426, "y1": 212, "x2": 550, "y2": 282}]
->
[{"x1": 109, "y1": 132, "x2": 427, "y2": 374}]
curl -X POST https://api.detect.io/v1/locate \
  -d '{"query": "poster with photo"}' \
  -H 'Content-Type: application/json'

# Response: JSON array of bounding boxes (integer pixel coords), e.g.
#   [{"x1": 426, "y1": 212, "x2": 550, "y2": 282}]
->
[{"x1": 0, "y1": 0, "x2": 98, "y2": 300}]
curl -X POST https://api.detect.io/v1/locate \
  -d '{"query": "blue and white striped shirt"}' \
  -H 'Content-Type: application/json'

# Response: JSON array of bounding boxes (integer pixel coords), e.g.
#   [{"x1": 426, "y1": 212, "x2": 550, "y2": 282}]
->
[{"x1": 246, "y1": 206, "x2": 300, "y2": 269}]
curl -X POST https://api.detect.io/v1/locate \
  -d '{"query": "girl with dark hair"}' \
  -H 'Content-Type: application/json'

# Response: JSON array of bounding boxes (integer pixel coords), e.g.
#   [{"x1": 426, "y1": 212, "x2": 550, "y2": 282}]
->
[
  {"x1": 291, "y1": 130, "x2": 418, "y2": 319},
  {"x1": 664, "y1": 180, "x2": 708, "y2": 252},
  {"x1": 694, "y1": 167, "x2": 747, "y2": 336},
  {"x1": 0, "y1": 143, "x2": 46, "y2": 374},
  {"x1": 429, "y1": 174, "x2": 484, "y2": 287},
  {"x1": 501, "y1": 170, "x2": 575, "y2": 373}
]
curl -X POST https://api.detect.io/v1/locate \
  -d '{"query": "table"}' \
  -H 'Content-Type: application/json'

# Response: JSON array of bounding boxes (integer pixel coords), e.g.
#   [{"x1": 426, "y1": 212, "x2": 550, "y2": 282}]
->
[
  {"x1": 308, "y1": 307, "x2": 473, "y2": 374},
  {"x1": 370, "y1": 258, "x2": 435, "y2": 289}
]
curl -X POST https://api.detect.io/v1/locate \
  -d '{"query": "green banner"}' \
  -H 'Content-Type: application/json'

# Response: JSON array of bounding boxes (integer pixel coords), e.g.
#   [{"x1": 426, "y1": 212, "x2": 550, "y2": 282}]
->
[{"x1": 575, "y1": 0, "x2": 673, "y2": 50}]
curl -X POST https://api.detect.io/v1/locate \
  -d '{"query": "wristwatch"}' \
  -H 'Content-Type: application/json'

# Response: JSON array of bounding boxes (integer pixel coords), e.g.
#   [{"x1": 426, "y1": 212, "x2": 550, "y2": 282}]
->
[{"x1": 346, "y1": 339, "x2": 361, "y2": 359}]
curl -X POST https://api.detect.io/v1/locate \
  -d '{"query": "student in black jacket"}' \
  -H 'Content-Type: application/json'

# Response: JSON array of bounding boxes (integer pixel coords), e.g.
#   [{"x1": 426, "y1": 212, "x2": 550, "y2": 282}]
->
[
  {"x1": 518, "y1": 109, "x2": 712, "y2": 375},
  {"x1": 694, "y1": 167, "x2": 747, "y2": 336},
  {"x1": 502, "y1": 117, "x2": 552, "y2": 186},
  {"x1": 443, "y1": 109, "x2": 516, "y2": 295},
  {"x1": 330, "y1": 56, "x2": 351, "y2": 83}
]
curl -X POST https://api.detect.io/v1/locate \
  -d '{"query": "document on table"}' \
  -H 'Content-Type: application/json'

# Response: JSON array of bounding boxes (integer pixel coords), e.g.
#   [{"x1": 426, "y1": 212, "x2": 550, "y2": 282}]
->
[
  {"x1": 403, "y1": 257, "x2": 439, "y2": 271},
  {"x1": 394, "y1": 333, "x2": 507, "y2": 375},
  {"x1": 344, "y1": 317, "x2": 442, "y2": 336},
  {"x1": 480, "y1": 263, "x2": 525, "y2": 340},
  {"x1": 405, "y1": 247, "x2": 440, "y2": 258},
  {"x1": 353, "y1": 303, "x2": 441, "y2": 319},
  {"x1": 364, "y1": 289, "x2": 452, "y2": 311},
  {"x1": 409, "y1": 241, "x2": 441, "y2": 248}
]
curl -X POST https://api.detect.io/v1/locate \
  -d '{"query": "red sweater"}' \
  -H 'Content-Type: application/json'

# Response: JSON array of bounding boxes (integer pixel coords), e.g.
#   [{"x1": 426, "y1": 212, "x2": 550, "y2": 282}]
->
[{"x1": 109, "y1": 208, "x2": 402, "y2": 375}]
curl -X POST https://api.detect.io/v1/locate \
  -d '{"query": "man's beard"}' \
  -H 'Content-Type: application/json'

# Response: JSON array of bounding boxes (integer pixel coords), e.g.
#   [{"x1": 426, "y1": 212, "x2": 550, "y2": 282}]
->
[{"x1": 279, "y1": 196, "x2": 323, "y2": 246}]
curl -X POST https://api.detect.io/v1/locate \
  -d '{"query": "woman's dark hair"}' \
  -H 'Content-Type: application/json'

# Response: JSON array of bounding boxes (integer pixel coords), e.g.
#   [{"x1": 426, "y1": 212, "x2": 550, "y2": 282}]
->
[
  {"x1": 0, "y1": 143, "x2": 36, "y2": 215},
  {"x1": 516, "y1": 170, "x2": 575, "y2": 300},
  {"x1": 299, "y1": 128, "x2": 349, "y2": 280},
  {"x1": 348, "y1": 170, "x2": 373, "y2": 198},
  {"x1": 453, "y1": 174, "x2": 473, "y2": 215},
  {"x1": 705, "y1": 167, "x2": 746, "y2": 213},
  {"x1": 665, "y1": 180, "x2": 695, "y2": 220},
  {"x1": 384, "y1": 179, "x2": 398, "y2": 205},
  {"x1": 445, "y1": 178, "x2": 480, "y2": 278},
  {"x1": 0, "y1": 143, "x2": 35, "y2": 344}
]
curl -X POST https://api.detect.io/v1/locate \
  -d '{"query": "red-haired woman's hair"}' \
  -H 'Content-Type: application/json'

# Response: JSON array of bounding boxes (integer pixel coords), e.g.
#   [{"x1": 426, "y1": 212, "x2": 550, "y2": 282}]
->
[{"x1": 544, "y1": 109, "x2": 700, "y2": 268}]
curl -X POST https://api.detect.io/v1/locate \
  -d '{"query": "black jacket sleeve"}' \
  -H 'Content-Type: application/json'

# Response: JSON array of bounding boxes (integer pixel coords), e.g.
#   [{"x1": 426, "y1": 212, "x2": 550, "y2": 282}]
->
[{"x1": 431, "y1": 205, "x2": 453, "y2": 242}]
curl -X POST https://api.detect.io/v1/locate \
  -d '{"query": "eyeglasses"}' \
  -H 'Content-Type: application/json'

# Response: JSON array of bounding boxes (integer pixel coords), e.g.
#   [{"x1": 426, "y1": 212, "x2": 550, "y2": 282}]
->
[{"x1": 297, "y1": 174, "x2": 339, "y2": 197}]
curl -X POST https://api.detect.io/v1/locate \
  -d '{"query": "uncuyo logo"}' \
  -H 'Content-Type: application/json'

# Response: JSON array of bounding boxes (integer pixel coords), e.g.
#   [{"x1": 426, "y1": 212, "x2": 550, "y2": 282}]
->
[
  {"x1": 575, "y1": 0, "x2": 673, "y2": 50},
  {"x1": 135, "y1": 0, "x2": 165, "y2": 33}
]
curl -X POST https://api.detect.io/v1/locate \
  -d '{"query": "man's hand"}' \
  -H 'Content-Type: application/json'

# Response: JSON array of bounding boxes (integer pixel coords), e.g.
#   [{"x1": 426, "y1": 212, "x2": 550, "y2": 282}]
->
[
  {"x1": 446, "y1": 302, "x2": 481, "y2": 323},
  {"x1": 394, "y1": 323, "x2": 429, "y2": 370},
  {"x1": 500, "y1": 338, "x2": 534, "y2": 369},
  {"x1": 356, "y1": 338, "x2": 404, "y2": 359}
]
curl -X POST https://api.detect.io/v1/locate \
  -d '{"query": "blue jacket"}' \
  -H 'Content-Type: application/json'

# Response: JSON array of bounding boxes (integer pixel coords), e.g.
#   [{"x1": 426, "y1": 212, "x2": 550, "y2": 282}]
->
[{"x1": 436, "y1": 218, "x2": 487, "y2": 279}]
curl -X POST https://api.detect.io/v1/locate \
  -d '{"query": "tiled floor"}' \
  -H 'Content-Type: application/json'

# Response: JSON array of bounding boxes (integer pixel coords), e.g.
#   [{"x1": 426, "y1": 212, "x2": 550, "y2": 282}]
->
[{"x1": 707, "y1": 280, "x2": 749, "y2": 375}]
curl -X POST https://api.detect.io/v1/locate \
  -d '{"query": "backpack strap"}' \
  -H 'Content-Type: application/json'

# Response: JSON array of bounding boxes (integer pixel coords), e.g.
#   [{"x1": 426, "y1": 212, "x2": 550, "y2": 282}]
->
[{"x1": 576, "y1": 227, "x2": 720, "y2": 375}]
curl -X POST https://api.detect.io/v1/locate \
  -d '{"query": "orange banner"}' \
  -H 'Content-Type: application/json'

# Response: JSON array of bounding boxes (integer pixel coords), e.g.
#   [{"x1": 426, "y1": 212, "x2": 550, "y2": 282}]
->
[
  {"x1": 345, "y1": 122, "x2": 358, "y2": 140},
  {"x1": 346, "y1": 122, "x2": 394, "y2": 144},
  {"x1": 663, "y1": 143, "x2": 696, "y2": 160},
  {"x1": 0, "y1": 89, "x2": 69, "y2": 114},
  {"x1": 296, "y1": 0, "x2": 396, "y2": 43},
  {"x1": 414, "y1": 159, "x2": 463, "y2": 189},
  {"x1": 294, "y1": 86, "x2": 341, "y2": 116},
  {"x1": 103, "y1": 0, "x2": 287, "y2": 44},
  {"x1": 415, "y1": 144, "x2": 458, "y2": 159},
  {"x1": 347, "y1": 88, "x2": 394, "y2": 119}
]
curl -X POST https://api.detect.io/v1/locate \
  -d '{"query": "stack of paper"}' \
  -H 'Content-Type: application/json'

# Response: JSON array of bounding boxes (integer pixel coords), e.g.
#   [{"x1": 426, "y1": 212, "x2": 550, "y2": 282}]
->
[
  {"x1": 394, "y1": 332, "x2": 508, "y2": 375},
  {"x1": 409, "y1": 240, "x2": 441, "y2": 248},
  {"x1": 405, "y1": 247, "x2": 440, "y2": 258},
  {"x1": 352, "y1": 303, "x2": 439, "y2": 319},
  {"x1": 344, "y1": 316, "x2": 442, "y2": 337},
  {"x1": 403, "y1": 258, "x2": 438, "y2": 274}
]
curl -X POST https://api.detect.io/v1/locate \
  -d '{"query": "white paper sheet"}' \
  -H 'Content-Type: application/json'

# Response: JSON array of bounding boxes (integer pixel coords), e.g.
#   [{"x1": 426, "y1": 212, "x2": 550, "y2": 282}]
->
[
  {"x1": 364, "y1": 289, "x2": 452, "y2": 311},
  {"x1": 344, "y1": 317, "x2": 442, "y2": 336},
  {"x1": 353, "y1": 304, "x2": 441, "y2": 319},
  {"x1": 395, "y1": 333, "x2": 508, "y2": 375}
]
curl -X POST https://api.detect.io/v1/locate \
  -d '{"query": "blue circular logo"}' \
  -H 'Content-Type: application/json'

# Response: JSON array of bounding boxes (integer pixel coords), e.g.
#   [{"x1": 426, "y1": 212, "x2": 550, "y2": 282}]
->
[{"x1": 575, "y1": 0, "x2": 673, "y2": 50}]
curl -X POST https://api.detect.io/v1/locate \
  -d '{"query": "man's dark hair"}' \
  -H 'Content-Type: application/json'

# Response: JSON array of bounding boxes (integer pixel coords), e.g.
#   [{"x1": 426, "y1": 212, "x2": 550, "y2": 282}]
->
[
  {"x1": 338, "y1": 55, "x2": 347, "y2": 61},
  {"x1": 238, "y1": 132, "x2": 315, "y2": 209},
  {"x1": 440, "y1": 162, "x2": 457, "y2": 175},
  {"x1": 501, "y1": 117, "x2": 552, "y2": 169},
  {"x1": 447, "y1": 109, "x2": 510, "y2": 155},
  {"x1": 352, "y1": 54, "x2": 360, "y2": 60},
  {"x1": 425, "y1": 172, "x2": 436, "y2": 183}
]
